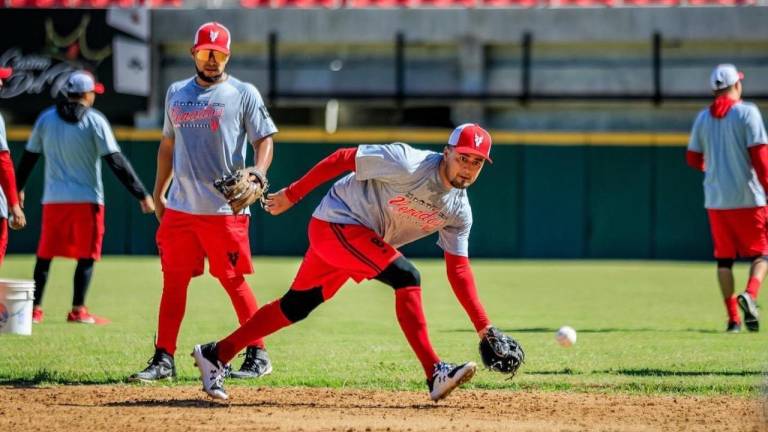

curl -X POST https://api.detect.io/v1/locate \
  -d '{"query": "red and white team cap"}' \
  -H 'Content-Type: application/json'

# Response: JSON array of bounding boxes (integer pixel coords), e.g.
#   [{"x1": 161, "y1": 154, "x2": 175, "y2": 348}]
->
[
  {"x1": 0, "y1": 66, "x2": 12, "y2": 79},
  {"x1": 193, "y1": 22, "x2": 231, "y2": 55},
  {"x1": 710, "y1": 64, "x2": 744, "y2": 91},
  {"x1": 447, "y1": 123, "x2": 493, "y2": 163}
]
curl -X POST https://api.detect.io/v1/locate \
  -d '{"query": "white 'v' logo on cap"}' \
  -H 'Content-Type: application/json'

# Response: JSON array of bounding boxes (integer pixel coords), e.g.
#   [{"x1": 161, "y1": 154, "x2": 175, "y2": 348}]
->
[
  {"x1": 210, "y1": 30, "x2": 219, "y2": 42},
  {"x1": 474, "y1": 133, "x2": 483, "y2": 147}
]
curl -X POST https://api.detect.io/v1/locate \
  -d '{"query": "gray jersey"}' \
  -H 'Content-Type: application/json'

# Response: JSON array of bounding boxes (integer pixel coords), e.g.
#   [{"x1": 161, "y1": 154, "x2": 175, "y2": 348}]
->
[
  {"x1": 312, "y1": 143, "x2": 473, "y2": 256},
  {"x1": 26, "y1": 106, "x2": 121, "y2": 204},
  {"x1": 688, "y1": 101, "x2": 768, "y2": 209},
  {"x1": 162, "y1": 76, "x2": 278, "y2": 215},
  {"x1": 0, "y1": 114, "x2": 7, "y2": 218}
]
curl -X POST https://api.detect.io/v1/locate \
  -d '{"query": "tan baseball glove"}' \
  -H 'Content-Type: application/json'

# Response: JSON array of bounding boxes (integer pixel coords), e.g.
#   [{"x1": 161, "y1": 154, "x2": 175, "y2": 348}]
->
[{"x1": 213, "y1": 167, "x2": 268, "y2": 214}]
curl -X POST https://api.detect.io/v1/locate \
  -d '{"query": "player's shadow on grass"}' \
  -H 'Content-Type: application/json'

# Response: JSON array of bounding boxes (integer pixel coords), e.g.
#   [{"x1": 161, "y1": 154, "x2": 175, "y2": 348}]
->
[{"x1": 448, "y1": 327, "x2": 724, "y2": 334}]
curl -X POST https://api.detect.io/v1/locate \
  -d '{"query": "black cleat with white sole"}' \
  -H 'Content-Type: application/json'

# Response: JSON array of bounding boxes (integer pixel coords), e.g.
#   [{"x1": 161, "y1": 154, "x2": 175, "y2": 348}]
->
[
  {"x1": 129, "y1": 348, "x2": 176, "y2": 382},
  {"x1": 737, "y1": 292, "x2": 759, "y2": 332},
  {"x1": 230, "y1": 346, "x2": 273, "y2": 379},
  {"x1": 191, "y1": 342, "x2": 229, "y2": 400}
]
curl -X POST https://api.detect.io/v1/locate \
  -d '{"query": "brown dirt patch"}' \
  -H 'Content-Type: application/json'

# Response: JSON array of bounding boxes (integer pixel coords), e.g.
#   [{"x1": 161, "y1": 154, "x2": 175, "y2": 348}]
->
[{"x1": 1, "y1": 385, "x2": 766, "y2": 432}]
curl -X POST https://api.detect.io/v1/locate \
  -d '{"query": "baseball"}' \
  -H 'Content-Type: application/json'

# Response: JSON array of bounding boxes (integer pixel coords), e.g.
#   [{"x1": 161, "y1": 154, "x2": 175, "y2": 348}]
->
[{"x1": 555, "y1": 326, "x2": 577, "y2": 347}]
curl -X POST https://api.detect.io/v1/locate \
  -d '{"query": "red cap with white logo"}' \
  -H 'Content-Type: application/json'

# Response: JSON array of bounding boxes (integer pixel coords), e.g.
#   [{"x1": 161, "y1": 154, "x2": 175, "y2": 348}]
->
[
  {"x1": 193, "y1": 22, "x2": 231, "y2": 55},
  {"x1": 448, "y1": 123, "x2": 493, "y2": 163}
]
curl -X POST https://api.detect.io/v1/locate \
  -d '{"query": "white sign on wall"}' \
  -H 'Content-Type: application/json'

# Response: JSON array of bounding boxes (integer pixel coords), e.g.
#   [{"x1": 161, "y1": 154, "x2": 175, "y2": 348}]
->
[{"x1": 113, "y1": 36, "x2": 150, "y2": 96}]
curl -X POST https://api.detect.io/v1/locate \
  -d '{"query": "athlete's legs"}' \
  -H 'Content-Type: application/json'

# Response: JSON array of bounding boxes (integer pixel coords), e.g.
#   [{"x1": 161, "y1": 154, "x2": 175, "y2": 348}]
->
[
  {"x1": 376, "y1": 257, "x2": 440, "y2": 378},
  {"x1": 746, "y1": 257, "x2": 767, "y2": 300},
  {"x1": 716, "y1": 259, "x2": 739, "y2": 325},
  {"x1": 32, "y1": 257, "x2": 52, "y2": 307},
  {"x1": 216, "y1": 246, "x2": 348, "y2": 364},
  {"x1": 72, "y1": 258, "x2": 94, "y2": 307},
  {"x1": 218, "y1": 275, "x2": 265, "y2": 349}
]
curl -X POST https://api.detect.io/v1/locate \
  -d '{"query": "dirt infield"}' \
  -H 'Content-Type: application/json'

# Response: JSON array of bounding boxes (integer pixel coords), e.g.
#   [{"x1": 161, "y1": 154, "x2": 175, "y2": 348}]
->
[{"x1": 1, "y1": 385, "x2": 766, "y2": 432}]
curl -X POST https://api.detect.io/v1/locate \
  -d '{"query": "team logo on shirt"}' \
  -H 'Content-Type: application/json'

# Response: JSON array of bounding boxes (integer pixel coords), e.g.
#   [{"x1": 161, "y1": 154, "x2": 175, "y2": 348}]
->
[
  {"x1": 170, "y1": 101, "x2": 225, "y2": 131},
  {"x1": 388, "y1": 193, "x2": 448, "y2": 232}
]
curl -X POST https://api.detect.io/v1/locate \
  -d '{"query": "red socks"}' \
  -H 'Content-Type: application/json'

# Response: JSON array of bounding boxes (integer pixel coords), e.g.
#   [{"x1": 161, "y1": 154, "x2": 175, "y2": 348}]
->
[
  {"x1": 746, "y1": 277, "x2": 761, "y2": 300},
  {"x1": 156, "y1": 272, "x2": 193, "y2": 355},
  {"x1": 395, "y1": 287, "x2": 440, "y2": 379},
  {"x1": 725, "y1": 297, "x2": 740, "y2": 324},
  {"x1": 217, "y1": 300, "x2": 291, "y2": 364},
  {"x1": 218, "y1": 275, "x2": 265, "y2": 349}
]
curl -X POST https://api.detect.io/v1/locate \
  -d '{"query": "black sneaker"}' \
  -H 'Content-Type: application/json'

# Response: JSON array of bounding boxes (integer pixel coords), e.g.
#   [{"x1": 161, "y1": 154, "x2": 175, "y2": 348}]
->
[
  {"x1": 726, "y1": 321, "x2": 741, "y2": 333},
  {"x1": 191, "y1": 342, "x2": 229, "y2": 400},
  {"x1": 230, "y1": 346, "x2": 273, "y2": 379},
  {"x1": 129, "y1": 348, "x2": 176, "y2": 382},
  {"x1": 737, "y1": 293, "x2": 759, "y2": 332}
]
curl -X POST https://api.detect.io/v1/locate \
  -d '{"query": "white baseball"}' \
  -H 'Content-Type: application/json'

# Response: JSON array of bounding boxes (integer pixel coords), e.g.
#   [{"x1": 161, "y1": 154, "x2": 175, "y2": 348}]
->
[{"x1": 555, "y1": 326, "x2": 577, "y2": 347}]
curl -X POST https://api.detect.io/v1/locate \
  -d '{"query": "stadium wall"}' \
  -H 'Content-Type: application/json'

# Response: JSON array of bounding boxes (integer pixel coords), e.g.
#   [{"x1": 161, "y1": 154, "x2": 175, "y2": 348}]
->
[{"x1": 5, "y1": 129, "x2": 711, "y2": 260}]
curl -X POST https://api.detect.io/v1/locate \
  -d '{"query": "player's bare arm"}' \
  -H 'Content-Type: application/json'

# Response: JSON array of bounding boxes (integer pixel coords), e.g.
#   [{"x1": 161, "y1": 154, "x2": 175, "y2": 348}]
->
[
  {"x1": 153, "y1": 136, "x2": 175, "y2": 222},
  {"x1": 250, "y1": 135, "x2": 274, "y2": 177}
]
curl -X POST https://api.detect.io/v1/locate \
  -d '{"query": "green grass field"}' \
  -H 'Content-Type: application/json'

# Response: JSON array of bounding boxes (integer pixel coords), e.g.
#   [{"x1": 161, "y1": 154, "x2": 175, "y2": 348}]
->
[{"x1": 1, "y1": 255, "x2": 766, "y2": 397}]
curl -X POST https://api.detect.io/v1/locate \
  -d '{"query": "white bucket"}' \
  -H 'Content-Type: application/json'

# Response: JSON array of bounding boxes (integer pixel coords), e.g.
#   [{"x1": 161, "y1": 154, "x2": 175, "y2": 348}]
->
[{"x1": 0, "y1": 279, "x2": 35, "y2": 336}]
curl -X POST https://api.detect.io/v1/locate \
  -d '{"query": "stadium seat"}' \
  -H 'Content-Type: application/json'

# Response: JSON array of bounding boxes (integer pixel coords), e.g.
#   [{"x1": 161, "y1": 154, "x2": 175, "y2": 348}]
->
[
  {"x1": 621, "y1": 0, "x2": 678, "y2": 5},
  {"x1": 347, "y1": 0, "x2": 407, "y2": 7},
  {"x1": 548, "y1": 0, "x2": 613, "y2": 6},
  {"x1": 480, "y1": 0, "x2": 538, "y2": 7},
  {"x1": 271, "y1": 0, "x2": 340, "y2": 7},
  {"x1": 240, "y1": 0, "x2": 271, "y2": 6},
  {"x1": 407, "y1": 0, "x2": 477, "y2": 7}
]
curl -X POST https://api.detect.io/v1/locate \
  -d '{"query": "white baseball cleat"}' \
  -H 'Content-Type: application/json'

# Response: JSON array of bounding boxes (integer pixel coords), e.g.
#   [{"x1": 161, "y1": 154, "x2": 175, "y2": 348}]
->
[
  {"x1": 427, "y1": 361, "x2": 477, "y2": 402},
  {"x1": 191, "y1": 343, "x2": 229, "y2": 400}
]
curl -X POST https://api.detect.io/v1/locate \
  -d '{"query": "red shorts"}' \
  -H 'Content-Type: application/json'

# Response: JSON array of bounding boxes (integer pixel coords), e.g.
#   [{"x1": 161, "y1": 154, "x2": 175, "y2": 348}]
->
[
  {"x1": 156, "y1": 208, "x2": 253, "y2": 279},
  {"x1": 707, "y1": 207, "x2": 768, "y2": 259},
  {"x1": 37, "y1": 203, "x2": 105, "y2": 260},
  {"x1": 0, "y1": 217, "x2": 7, "y2": 266},
  {"x1": 290, "y1": 218, "x2": 401, "y2": 300}
]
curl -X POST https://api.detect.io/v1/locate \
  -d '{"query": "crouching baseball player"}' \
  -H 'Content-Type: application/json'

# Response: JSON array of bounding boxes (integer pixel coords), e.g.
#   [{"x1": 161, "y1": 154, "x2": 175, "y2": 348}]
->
[{"x1": 191, "y1": 124, "x2": 524, "y2": 401}]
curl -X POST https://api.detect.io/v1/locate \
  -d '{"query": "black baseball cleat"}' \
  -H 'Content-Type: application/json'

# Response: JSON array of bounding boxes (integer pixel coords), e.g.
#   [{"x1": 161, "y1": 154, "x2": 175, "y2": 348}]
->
[
  {"x1": 726, "y1": 321, "x2": 741, "y2": 333},
  {"x1": 128, "y1": 348, "x2": 176, "y2": 382},
  {"x1": 229, "y1": 346, "x2": 273, "y2": 379},
  {"x1": 737, "y1": 293, "x2": 759, "y2": 332},
  {"x1": 192, "y1": 342, "x2": 229, "y2": 400},
  {"x1": 427, "y1": 361, "x2": 477, "y2": 402}
]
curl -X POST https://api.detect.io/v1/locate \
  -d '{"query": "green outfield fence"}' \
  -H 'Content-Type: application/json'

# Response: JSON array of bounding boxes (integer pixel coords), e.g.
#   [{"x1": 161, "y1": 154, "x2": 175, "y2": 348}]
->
[{"x1": 5, "y1": 128, "x2": 711, "y2": 260}]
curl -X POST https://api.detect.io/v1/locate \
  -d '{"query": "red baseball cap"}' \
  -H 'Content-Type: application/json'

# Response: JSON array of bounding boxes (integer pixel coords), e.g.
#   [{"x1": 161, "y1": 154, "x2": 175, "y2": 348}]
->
[
  {"x1": 193, "y1": 22, "x2": 231, "y2": 55},
  {"x1": 448, "y1": 123, "x2": 493, "y2": 163},
  {"x1": 0, "y1": 67, "x2": 13, "y2": 79}
]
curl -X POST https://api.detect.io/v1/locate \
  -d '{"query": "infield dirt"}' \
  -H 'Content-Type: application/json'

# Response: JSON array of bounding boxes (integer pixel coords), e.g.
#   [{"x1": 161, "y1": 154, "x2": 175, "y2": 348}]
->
[{"x1": 1, "y1": 385, "x2": 766, "y2": 431}]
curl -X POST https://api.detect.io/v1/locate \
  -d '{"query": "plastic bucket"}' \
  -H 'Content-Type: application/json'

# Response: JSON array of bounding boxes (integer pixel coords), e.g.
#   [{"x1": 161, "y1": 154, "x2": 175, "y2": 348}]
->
[{"x1": 0, "y1": 279, "x2": 35, "y2": 336}]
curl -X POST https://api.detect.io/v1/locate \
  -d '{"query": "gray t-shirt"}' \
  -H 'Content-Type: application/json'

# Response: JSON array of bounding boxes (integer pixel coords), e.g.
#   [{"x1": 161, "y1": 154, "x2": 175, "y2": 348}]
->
[
  {"x1": 312, "y1": 143, "x2": 473, "y2": 256},
  {"x1": 0, "y1": 114, "x2": 8, "y2": 218},
  {"x1": 162, "y1": 76, "x2": 278, "y2": 215},
  {"x1": 688, "y1": 101, "x2": 768, "y2": 209},
  {"x1": 26, "y1": 106, "x2": 121, "y2": 204}
]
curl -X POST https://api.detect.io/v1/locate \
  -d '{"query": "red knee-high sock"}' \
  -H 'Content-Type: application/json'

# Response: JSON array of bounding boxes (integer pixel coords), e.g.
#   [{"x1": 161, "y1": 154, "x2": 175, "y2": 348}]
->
[
  {"x1": 219, "y1": 275, "x2": 265, "y2": 349},
  {"x1": 217, "y1": 300, "x2": 291, "y2": 364},
  {"x1": 156, "y1": 272, "x2": 193, "y2": 355},
  {"x1": 395, "y1": 287, "x2": 440, "y2": 379},
  {"x1": 725, "y1": 297, "x2": 740, "y2": 324},
  {"x1": 746, "y1": 277, "x2": 761, "y2": 300}
]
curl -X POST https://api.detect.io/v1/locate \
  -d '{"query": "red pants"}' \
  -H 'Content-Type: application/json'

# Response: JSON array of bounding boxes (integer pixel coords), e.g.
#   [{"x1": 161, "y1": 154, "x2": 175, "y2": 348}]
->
[
  {"x1": 707, "y1": 207, "x2": 768, "y2": 259},
  {"x1": 291, "y1": 218, "x2": 402, "y2": 299},
  {"x1": 156, "y1": 208, "x2": 253, "y2": 278},
  {"x1": 37, "y1": 203, "x2": 105, "y2": 260}
]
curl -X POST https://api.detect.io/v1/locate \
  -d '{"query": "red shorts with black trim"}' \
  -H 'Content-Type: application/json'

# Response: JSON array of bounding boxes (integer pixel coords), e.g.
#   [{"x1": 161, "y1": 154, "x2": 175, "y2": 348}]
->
[
  {"x1": 290, "y1": 217, "x2": 401, "y2": 300},
  {"x1": 37, "y1": 203, "x2": 105, "y2": 260},
  {"x1": 156, "y1": 208, "x2": 253, "y2": 279},
  {"x1": 707, "y1": 207, "x2": 768, "y2": 259},
  {"x1": 0, "y1": 217, "x2": 7, "y2": 266}
]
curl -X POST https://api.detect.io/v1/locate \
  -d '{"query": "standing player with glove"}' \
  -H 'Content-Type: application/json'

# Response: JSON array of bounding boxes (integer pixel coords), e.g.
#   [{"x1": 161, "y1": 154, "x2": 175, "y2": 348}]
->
[
  {"x1": 0, "y1": 66, "x2": 26, "y2": 267},
  {"x1": 129, "y1": 22, "x2": 278, "y2": 382},
  {"x1": 192, "y1": 124, "x2": 524, "y2": 401}
]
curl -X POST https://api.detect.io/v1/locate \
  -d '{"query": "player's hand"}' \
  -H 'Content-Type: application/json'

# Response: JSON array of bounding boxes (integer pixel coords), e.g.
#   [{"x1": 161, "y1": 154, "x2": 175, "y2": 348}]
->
[
  {"x1": 139, "y1": 195, "x2": 155, "y2": 214},
  {"x1": 263, "y1": 188, "x2": 294, "y2": 216},
  {"x1": 153, "y1": 194, "x2": 167, "y2": 222},
  {"x1": 8, "y1": 204, "x2": 26, "y2": 230}
]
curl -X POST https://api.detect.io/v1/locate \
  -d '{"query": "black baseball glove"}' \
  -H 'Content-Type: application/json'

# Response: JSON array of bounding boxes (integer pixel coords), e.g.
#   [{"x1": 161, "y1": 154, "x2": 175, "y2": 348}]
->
[
  {"x1": 479, "y1": 326, "x2": 525, "y2": 376},
  {"x1": 213, "y1": 167, "x2": 268, "y2": 214}
]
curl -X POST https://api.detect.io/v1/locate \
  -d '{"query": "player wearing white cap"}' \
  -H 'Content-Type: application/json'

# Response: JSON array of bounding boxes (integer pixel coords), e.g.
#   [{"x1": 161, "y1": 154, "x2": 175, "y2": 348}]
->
[
  {"x1": 687, "y1": 63, "x2": 768, "y2": 333},
  {"x1": 15, "y1": 70, "x2": 154, "y2": 325},
  {"x1": 191, "y1": 124, "x2": 523, "y2": 402},
  {"x1": 130, "y1": 22, "x2": 278, "y2": 383}
]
